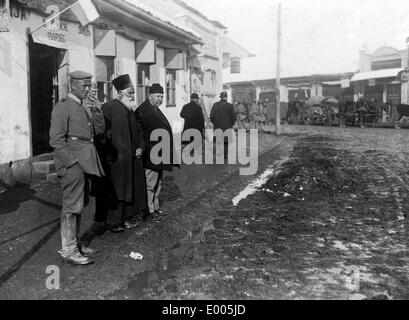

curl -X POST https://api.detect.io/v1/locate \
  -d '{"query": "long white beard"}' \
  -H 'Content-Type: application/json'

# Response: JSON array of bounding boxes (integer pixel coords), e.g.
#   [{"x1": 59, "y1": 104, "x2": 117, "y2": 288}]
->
[{"x1": 121, "y1": 96, "x2": 137, "y2": 111}]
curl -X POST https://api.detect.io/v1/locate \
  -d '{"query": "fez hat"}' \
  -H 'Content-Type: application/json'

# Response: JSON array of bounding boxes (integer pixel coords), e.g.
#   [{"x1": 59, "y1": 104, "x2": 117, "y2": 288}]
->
[
  {"x1": 149, "y1": 83, "x2": 164, "y2": 94},
  {"x1": 70, "y1": 70, "x2": 92, "y2": 80},
  {"x1": 191, "y1": 93, "x2": 199, "y2": 99},
  {"x1": 112, "y1": 74, "x2": 133, "y2": 91},
  {"x1": 220, "y1": 91, "x2": 228, "y2": 99}
]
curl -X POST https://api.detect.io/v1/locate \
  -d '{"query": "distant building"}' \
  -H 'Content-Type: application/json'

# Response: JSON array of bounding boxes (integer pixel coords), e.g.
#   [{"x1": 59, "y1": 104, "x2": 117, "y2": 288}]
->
[
  {"x1": 224, "y1": 72, "x2": 355, "y2": 120},
  {"x1": 351, "y1": 46, "x2": 409, "y2": 105}
]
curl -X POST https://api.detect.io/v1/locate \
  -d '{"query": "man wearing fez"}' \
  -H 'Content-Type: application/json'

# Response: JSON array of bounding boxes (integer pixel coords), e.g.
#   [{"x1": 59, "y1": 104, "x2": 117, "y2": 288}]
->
[
  {"x1": 210, "y1": 91, "x2": 236, "y2": 159},
  {"x1": 50, "y1": 71, "x2": 105, "y2": 265},
  {"x1": 139, "y1": 83, "x2": 180, "y2": 221},
  {"x1": 180, "y1": 93, "x2": 205, "y2": 153},
  {"x1": 95, "y1": 74, "x2": 148, "y2": 233}
]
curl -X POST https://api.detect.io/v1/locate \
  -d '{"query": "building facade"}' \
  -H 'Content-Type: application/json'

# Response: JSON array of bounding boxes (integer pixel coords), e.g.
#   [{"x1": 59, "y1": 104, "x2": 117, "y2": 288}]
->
[
  {"x1": 224, "y1": 72, "x2": 355, "y2": 121},
  {"x1": 351, "y1": 46, "x2": 409, "y2": 105},
  {"x1": 0, "y1": 0, "x2": 203, "y2": 186}
]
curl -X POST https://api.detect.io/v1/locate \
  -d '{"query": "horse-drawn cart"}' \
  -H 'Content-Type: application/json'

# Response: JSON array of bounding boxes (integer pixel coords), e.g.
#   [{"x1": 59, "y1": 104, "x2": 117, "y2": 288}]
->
[{"x1": 305, "y1": 96, "x2": 340, "y2": 126}]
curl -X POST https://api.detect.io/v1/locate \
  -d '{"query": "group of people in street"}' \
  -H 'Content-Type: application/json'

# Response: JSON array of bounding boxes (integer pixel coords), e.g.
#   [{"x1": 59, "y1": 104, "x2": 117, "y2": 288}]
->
[
  {"x1": 50, "y1": 71, "x2": 179, "y2": 265},
  {"x1": 49, "y1": 70, "x2": 238, "y2": 265},
  {"x1": 234, "y1": 100, "x2": 267, "y2": 131}
]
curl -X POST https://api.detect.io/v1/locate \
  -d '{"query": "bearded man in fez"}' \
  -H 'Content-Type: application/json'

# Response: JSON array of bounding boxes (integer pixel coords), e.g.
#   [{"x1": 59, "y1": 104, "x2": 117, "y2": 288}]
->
[
  {"x1": 138, "y1": 83, "x2": 180, "y2": 222},
  {"x1": 95, "y1": 74, "x2": 148, "y2": 233},
  {"x1": 49, "y1": 70, "x2": 105, "y2": 265}
]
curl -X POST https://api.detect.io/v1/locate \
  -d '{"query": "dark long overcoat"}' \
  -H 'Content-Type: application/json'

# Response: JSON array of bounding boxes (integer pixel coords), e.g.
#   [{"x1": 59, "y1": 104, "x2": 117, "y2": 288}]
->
[
  {"x1": 180, "y1": 101, "x2": 205, "y2": 144},
  {"x1": 95, "y1": 100, "x2": 147, "y2": 210},
  {"x1": 138, "y1": 100, "x2": 180, "y2": 172},
  {"x1": 210, "y1": 100, "x2": 236, "y2": 131}
]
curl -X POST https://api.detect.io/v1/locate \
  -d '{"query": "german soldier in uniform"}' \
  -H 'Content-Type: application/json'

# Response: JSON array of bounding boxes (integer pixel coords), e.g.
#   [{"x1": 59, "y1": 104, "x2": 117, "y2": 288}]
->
[{"x1": 49, "y1": 71, "x2": 105, "y2": 265}]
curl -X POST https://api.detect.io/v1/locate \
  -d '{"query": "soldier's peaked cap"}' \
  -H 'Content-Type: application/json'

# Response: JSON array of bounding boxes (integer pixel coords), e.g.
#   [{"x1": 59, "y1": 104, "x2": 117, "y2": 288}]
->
[{"x1": 69, "y1": 70, "x2": 92, "y2": 80}]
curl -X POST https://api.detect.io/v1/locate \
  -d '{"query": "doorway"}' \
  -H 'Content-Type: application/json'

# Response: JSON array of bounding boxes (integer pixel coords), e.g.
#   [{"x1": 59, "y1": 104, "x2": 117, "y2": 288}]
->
[{"x1": 29, "y1": 39, "x2": 66, "y2": 156}]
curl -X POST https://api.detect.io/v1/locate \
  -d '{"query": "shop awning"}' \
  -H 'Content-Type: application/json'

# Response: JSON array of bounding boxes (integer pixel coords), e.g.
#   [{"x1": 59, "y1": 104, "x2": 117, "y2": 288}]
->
[
  {"x1": 322, "y1": 80, "x2": 342, "y2": 85},
  {"x1": 351, "y1": 68, "x2": 404, "y2": 82}
]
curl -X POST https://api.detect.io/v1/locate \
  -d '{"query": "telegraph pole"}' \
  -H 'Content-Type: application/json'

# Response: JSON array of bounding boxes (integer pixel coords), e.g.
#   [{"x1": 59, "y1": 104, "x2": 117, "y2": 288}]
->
[{"x1": 275, "y1": 2, "x2": 282, "y2": 136}]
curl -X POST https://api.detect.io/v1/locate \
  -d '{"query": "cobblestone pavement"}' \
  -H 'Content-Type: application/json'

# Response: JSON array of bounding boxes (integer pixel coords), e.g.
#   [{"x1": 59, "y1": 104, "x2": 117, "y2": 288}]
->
[{"x1": 1, "y1": 126, "x2": 408, "y2": 300}]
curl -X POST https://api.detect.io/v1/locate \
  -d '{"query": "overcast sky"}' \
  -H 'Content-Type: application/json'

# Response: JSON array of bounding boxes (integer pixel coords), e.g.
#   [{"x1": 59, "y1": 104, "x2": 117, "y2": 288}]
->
[{"x1": 184, "y1": 0, "x2": 409, "y2": 80}]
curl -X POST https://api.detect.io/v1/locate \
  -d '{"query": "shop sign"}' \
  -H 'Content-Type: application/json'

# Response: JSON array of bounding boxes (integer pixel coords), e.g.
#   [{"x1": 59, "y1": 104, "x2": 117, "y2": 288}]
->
[{"x1": 31, "y1": 4, "x2": 92, "y2": 49}]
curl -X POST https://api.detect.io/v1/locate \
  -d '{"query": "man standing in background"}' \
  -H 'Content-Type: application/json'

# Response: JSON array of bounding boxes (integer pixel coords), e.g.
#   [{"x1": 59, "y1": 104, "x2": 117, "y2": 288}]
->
[
  {"x1": 234, "y1": 101, "x2": 248, "y2": 130},
  {"x1": 210, "y1": 91, "x2": 236, "y2": 159},
  {"x1": 180, "y1": 93, "x2": 205, "y2": 155}
]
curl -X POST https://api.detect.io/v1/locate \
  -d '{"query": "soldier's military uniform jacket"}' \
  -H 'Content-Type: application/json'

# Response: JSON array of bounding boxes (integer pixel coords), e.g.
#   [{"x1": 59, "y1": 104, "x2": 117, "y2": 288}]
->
[{"x1": 50, "y1": 94, "x2": 105, "y2": 177}]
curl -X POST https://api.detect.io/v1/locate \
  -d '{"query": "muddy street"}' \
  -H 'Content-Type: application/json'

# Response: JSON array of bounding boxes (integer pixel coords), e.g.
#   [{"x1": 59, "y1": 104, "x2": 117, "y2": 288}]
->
[
  {"x1": 111, "y1": 126, "x2": 409, "y2": 300},
  {"x1": 1, "y1": 126, "x2": 409, "y2": 300}
]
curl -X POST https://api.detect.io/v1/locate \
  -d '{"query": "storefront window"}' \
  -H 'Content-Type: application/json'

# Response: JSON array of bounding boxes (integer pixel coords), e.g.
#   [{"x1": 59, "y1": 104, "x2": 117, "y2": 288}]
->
[
  {"x1": 137, "y1": 65, "x2": 150, "y2": 105},
  {"x1": 365, "y1": 84, "x2": 383, "y2": 103},
  {"x1": 323, "y1": 85, "x2": 341, "y2": 98},
  {"x1": 166, "y1": 69, "x2": 176, "y2": 106},
  {"x1": 95, "y1": 56, "x2": 114, "y2": 103}
]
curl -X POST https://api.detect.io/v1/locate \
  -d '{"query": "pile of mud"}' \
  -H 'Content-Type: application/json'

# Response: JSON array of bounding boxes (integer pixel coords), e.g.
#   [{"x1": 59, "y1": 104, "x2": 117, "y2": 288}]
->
[{"x1": 263, "y1": 136, "x2": 363, "y2": 201}]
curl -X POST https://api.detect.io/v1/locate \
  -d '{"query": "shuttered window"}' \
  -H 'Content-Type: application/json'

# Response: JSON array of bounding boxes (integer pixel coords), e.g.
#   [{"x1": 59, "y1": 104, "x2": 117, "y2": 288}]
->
[
  {"x1": 137, "y1": 65, "x2": 150, "y2": 105},
  {"x1": 166, "y1": 69, "x2": 176, "y2": 106}
]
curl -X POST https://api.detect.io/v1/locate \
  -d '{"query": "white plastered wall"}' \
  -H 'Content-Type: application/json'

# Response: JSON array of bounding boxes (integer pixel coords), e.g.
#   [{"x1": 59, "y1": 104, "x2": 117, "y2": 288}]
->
[{"x1": 0, "y1": 9, "x2": 94, "y2": 165}]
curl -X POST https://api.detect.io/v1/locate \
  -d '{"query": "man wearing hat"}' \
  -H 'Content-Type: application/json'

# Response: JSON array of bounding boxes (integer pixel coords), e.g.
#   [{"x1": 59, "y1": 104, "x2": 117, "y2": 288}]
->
[
  {"x1": 49, "y1": 70, "x2": 105, "y2": 265},
  {"x1": 94, "y1": 74, "x2": 149, "y2": 233},
  {"x1": 138, "y1": 83, "x2": 180, "y2": 221},
  {"x1": 180, "y1": 93, "x2": 205, "y2": 147},
  {"x1": 210, "y1": 91, "x2": 236, "y2": 159}
]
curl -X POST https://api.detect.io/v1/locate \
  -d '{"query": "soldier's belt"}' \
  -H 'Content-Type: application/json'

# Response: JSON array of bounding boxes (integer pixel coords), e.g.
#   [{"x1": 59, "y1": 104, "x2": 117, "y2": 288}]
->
[{"x1": 68, "y1": 136, "x2": 94, "y2": 143}]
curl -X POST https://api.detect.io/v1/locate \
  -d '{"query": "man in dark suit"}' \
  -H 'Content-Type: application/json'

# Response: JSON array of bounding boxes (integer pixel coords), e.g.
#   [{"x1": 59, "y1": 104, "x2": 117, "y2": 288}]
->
[
  {"x1": 180, "y1": 93, "x2": 205, "y2": 157},
  {"x1": 138, "y1": 83, "x2": 180, "y2": 221},
  {"x1": 180, "y1": 93, "x2": 205, "y2": 141},
  {"x1": 95, "y1": 74, "x2": 149, "y2": 233},
  {"x1": 50, "y1": 70, "x2": 105, "y2": 265},
  {"x1": 210, "y1": 91, "x2": 236, "y2": 159}
]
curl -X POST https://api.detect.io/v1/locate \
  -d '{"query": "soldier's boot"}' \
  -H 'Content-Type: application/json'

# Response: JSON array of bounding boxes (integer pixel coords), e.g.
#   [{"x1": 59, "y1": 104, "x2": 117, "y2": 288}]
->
[{"x1": 60, "y1": 213, "x2": 94, "y2": 265}]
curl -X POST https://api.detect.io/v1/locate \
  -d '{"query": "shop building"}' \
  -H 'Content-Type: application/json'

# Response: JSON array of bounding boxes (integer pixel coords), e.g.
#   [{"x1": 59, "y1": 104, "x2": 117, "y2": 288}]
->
[
  {"x1": 0, "y1": 0, "x2": 202, "y2": 186},
  {"x1": 351, "y1": 46, "x2": 409, "y2": 105}
]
